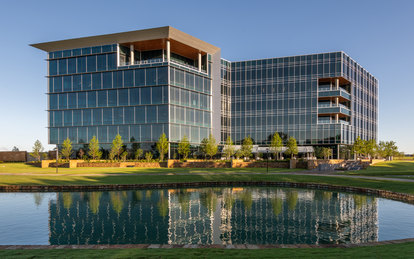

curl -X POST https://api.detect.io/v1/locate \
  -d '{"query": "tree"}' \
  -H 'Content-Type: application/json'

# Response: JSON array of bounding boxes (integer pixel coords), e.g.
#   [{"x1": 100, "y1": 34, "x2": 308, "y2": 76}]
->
[
  {"x1": 156, "y1": 133, "x2": 169, "y2": 161},
  {"x1": 378, "y1": 141, "x2": 398, "y2": 160},
  {"x1": 205, "y1": 134, "x2": 218, "y2": 159},
  {"x1": 365, "y1": 139, "x2": 377, "y2": 159},
  {"x1": 61, "y1": 138, "x2": 73, "y2": 160},
  {"x1": 223, "y1": 136, "x2": 235, "y2": 160},
  {"x1": 178, "y1": 135, "x2": 190, "y2": 160},
  {"x1": 88, "y1": 136, "x2": 102, "y2": 160},
  {"x1": 145, "y1": 152, "x2": 153, "y2": 162},
  {"x1": 321, "y1": 147, "x2": 333, "y2": 159},
  {"x1": 285, "y1": 137, "x2": 298, "y2": 159},
  {"x1": 12, "y1": 146, "x2": 19, "y2": 152},
  {"x1": 110, "y1": 134, "x2": 123, "y2": 161},
  {"x1": 200, "y1": 137, "x2": 209, "y2": 159},
  {"x1": 353, "y1": 136, "x2": 365, "y2": 158},
  {"x1": 121, "y1": 151, "x2": 128, "y2": 162},
  {"x1": 135, "y1": 148, "x2": 143, "y2": 160},
  {"x1": 240, "y1": 136, "x2": 253, "y2": 160},
  {"x1": 270, "y1": 132, "x2": 283, "y2": 160},
  {"x1": 30, "y1": 140, "x2": 44, "y2": 161}
]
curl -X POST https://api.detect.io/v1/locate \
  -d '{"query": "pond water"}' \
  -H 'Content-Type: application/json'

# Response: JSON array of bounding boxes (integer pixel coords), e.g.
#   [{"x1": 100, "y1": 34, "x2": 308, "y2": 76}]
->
[{"x1": 0, "y1": 187, "x2": 413, "y2": 245}]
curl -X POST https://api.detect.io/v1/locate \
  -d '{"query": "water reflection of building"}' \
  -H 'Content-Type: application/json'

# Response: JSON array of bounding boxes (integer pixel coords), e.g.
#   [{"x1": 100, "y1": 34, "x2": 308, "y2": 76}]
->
[
  {"x1": 49, "y1": 191, "x2": 169, "y2": 245},
  {"x1": 48, "y1": 188, "x2": 378, "y2": 245},
  {"x1": 166, "y1": 188, "x2": 378, "y2": 245}
]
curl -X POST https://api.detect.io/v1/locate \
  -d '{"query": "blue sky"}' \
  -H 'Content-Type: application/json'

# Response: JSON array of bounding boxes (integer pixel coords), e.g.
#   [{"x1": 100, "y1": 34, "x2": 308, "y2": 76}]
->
[{"x1": 0, "y1": 0, "x2": 413, "y2": 153}]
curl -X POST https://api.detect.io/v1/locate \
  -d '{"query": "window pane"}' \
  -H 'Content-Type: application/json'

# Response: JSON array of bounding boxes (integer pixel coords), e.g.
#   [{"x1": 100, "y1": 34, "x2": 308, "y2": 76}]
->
[
  {"x1": 58, "y1": 59, "x2": 67, "y2": 75},
  {"x1": 141, "y1": 87, "x2": 150, "y2": 104},
  {"x1": 77, "y1": 56, "x2": 86, "y2": 73},
  {"x1": 130, "y1": 125, "x2": 140, "y2": 142},
  {"x1": 92, "y1": 108, "x2": 102, "y2": 125},
  {"x1": 73, "y1": 75, "x2": 81, "y2": 91},
  {"x1": 114, "y1": 71, "x2": 123, "y2": 88},
  {"x1": 49, "y1": 60, "x2": 57, "y2": 76},
  {"x1": 98, "y1": 91, "x2": 107, "y2": 107},
  {"x1": 73, "y1": 110, "x2": 81, "y2": 126},
  {"x1": 83, "y1": 109, "x2": 92, "y2": 126},
  {"x1": 135, "y1": 106, "x2": 145, "y2": 123},
  {"x1": 124, "y1": 107, "x2": 134, "y2": 124},
  {"x1": 92, "y1": 73, "x2": 101, "y2": 90},
  {"x1": 97, "y1": 54, "x2": 107, "y2": 71},
  {"x1": 68, "y1": 58, "x2": 76, "y2": 74},
  {"x1": 54, "y1": 111, "x2": 62, "y2": 126},
  {"x1": 147, "y1": 106, "x2": 157, "y2": 123},
  {"x1": 158, "y1": 105, "x2": 168, "y2": 123},
  {"x1": 87, "y1": 55, "x2": 96, "y2": 72},
  {"x1": 59, "y1": 94, "x2": 67, "y2": 109},
  {"x1": 135, "y1": 69, "x2": 145, "y2": 86},
  {"x1": 68, "y1": 93, "x2": 77, "y2": 109},
  {"x1": 114, "y1": 107, "x2": 124, "y2": 124},
  {"x1": 118, "y1": 89, "x2": 129, "y2": 106},
  {"x1": 102, "y1": 72, "x2": 112, "y2": 89},
  {"x1": 130, "y1": 88, "x2": 139, "y2": 105},
  {"x1": 103, "y1": 108, "x2": 112, "y2": 125},
  {"x1": 152, "y1": 86, "x2": 162, "y2": 104},
  {"x1": 64, "y1": 110, "x2": 72, "y2": 126},
  {"x1": 53, "y1": 77, "x2": 62, "y2": 92},
  {"x1": 88, "y1": 91, "x2": 96, "y2": 108},
  {"x1": 108, "y1": 90, "x2": 117, "y2": 106},
  {"x1": 124, "y1": 70, "x2": 133, "y2": 86},
  {"x1": 157, "y1": 67, "x2": 168, "y2": 84},
  {"x1": 98, "y1": 126, "x2": 107, "y2": 143},
  {"x1": 78, "y1": 92, "x2": 86, "y2": 108},
  {"x1": 63, "y1": 76, "x2": 72, "y2": 91},
  {"x1": 49, "y1": 94, "x2": 58, "y2": 109},
  {"x1": 78, "y1": 127, "x2": 87, "y2": 143},
  {"x1": 146, "y1": 68, "x2": 156, "y2": 85},
  {"x1": 82, "y1": 74, "x2": 91, "y2": 90}
]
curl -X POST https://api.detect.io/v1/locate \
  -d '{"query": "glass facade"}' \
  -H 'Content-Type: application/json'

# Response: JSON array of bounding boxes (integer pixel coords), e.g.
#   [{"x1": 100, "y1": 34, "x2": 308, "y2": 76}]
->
[
  {"x1": 47, "y1": 43, "x2": 212, "y2": 150},
  {"x1": 221, "y1": 52, "x2": 378, "y2": 154},
  {"x1": 40, "y1": 28, "x2": 378, "y2": 157}
]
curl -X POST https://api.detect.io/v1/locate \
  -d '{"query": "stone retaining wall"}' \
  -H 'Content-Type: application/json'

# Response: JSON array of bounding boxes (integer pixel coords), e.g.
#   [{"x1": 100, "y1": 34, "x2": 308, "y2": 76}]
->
[
  {"x1": 168, "y1": 160, "x2": 230, "y2": 168},
  {"x1": 231, "y1": 160, "x2": 289, "y2": 168},
  {"x1": 0, "y1": 151, "x2": 27, "y2": 162}
]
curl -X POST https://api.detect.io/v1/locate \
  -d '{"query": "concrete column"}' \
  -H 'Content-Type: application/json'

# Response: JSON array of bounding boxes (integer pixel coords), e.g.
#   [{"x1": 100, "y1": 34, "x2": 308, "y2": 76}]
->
[
  {"x1": 335, "y1": 114, "x2": 339, "y2": 123},
  {"x1": 198, "y1": 52, "x2": 202, "y2": 72},
  {"x1": 130, "y1": 44, "x2": 134, "y2": 65},
  {"x1": 336, "y1": 97, "x2": 339, "y2": 106},
  {"x1": 116, "y1": 44, "x2": 120, "y2": 67},
  {"x1": 166, "y1": 40, "x2": 170, "y2": 61},
  {"x1": 335, "y1": 78, "x2": 339, "y2": 90}
]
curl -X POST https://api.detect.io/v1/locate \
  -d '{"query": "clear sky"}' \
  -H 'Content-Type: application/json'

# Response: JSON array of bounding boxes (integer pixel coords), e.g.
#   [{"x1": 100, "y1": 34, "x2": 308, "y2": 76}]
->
[{"x1": 0, "y1": 0, "x2": 413, "y2": 153}]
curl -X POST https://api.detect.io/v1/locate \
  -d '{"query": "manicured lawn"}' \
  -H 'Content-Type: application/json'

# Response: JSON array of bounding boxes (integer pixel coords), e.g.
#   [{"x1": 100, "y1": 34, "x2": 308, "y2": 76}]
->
[
  {"x1": 0, "y1": 162, "x2": 299, "y2": 175},
  {"x1": 1, "y1": 161, "x2": 414, "y2": 258},
  {"x1": 1, "y1": 242, "x2": 414, "y2": 258},
  {"x1": 344, "y1": 160, "x2": 414, "y2": 177}
]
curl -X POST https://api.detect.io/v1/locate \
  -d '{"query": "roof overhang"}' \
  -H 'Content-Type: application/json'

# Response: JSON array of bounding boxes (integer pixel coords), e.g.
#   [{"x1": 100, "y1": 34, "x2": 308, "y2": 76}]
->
[{"x1": 31, "y1": 26, "x2": 220, "y2": 54}]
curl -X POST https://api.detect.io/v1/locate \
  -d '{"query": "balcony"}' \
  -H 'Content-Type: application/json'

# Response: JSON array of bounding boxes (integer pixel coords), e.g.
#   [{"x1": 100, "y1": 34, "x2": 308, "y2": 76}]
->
[
  {"x1": 318, "y1": 89, "x2": 351, "y2": 101},
  {"x1": 318, "y1": 106, "x2": 351, "y2": 116}
]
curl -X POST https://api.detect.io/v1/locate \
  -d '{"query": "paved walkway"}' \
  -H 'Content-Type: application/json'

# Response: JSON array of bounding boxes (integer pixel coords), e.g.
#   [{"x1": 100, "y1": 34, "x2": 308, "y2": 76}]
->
[{"x1": 1, "y1": 170, "x2": 414, "y2": 182}]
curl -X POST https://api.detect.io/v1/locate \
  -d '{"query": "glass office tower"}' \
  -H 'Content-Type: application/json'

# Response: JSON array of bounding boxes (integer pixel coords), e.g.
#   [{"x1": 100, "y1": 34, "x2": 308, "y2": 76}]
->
[
  {"x1": 33, "y1": 27, "x2": 220, "y2": 155},
  {"x1": 223, "y1": 52, "x2": 378, "y2": 157},
  {"x1": 33, "y1": 27, "x2": 377, "y2": 158}
]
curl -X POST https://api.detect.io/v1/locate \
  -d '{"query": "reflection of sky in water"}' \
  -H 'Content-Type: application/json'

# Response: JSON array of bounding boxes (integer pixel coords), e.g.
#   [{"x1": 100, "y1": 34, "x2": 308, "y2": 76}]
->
[
  {"x1": 378, "y1": 198, "x2": 414, "y2": 241},
  {"x1": 0, "y1": 193, "x2": 55, "y2": 245},
  {"x1": 0, "y1": 189, "x2": 413, "y2": 245}
]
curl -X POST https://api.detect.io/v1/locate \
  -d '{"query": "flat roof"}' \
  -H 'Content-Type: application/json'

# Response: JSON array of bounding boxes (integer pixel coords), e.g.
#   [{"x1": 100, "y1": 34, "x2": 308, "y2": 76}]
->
[{"x1": 31, "y1": 26, "x2": 220, "y2": 54}]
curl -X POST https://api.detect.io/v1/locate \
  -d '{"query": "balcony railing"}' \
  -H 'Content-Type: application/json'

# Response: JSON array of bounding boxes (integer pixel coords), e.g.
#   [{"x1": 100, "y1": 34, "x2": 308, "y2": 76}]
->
[
  {"x1": 118, "y1": 58, "x2": 207, "y2": 74},
  {"x1": 318, "y1": 89, "x2": 351, "y2": 100},
  {"x1": 318, "y1": 106, "x2": 351, "y2": 116}
]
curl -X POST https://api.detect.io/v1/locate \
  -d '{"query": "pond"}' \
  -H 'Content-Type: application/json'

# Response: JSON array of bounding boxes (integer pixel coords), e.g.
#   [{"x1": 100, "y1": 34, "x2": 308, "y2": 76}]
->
[{"x1": 0, "y1": 187, "x2": 413, "y2": 245}]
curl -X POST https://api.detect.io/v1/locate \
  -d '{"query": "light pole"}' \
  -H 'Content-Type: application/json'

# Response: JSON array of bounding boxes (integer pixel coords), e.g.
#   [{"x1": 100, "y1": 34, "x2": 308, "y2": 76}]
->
[
  {"x1": 55, "y1": 145, "x2": 58, "y2": 174},
  {"x1": 266, "y1": 150, "x2": 269, "y2": 173}
]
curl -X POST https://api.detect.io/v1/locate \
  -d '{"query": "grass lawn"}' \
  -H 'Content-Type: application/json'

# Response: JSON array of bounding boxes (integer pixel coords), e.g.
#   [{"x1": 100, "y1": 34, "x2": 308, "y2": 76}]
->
[
  {"x1": 0, "y1": 162, "x2": 300, "y2": 175},
  {"x1": 343, "y1": 160, "x2": 414, "y2": 177},
  {"x1": 1, "y1": 242, "x2": 414, "y2": 258},
  {"x1": 1, "y1": 161, "x2": 414, "y2": 258}
]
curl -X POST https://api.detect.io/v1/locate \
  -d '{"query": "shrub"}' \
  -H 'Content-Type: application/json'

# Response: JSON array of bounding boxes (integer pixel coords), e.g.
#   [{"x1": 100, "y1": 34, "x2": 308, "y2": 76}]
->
[{"x1": 145, "y1": 152, "x2": 153, "y2": 162}]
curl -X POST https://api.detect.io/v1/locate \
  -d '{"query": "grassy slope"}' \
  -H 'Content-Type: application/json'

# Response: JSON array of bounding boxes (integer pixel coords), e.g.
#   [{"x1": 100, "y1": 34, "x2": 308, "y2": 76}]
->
[
  {"x1": 1, "y1": 242, "x2": 414, "y2": 258},
  {"x1": 1, "y1": 161, "x2": 414, "y2": 258}
]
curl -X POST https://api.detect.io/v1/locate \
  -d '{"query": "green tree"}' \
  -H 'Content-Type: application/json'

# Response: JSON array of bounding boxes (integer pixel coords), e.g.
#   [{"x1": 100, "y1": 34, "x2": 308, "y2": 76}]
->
[
  {"x1": 121, "y1": 151, "x2": 128, "y2": 162},
  {"x1": 200, "y1": 137, "x2": 209, "y2": 159},
  {"x1": 285, "y1": 137, "x2": 298, "y2": 159},
  {"x1": 30, "y1": 140, "x2": 44, "y2": 161},
  {"x1": 110, "y1": 134, "x2": 123, "y2": 161},
  {"x1": 240, "y1": 135, "x2": 253, "y2": 160},
  {"x1": 378, "y1": 141, "x2": 398, "y2": 160},
  {"x1": 61, "y1": 138, "x2": 73, "y2": 160},
  {"x1": 270, "y1": 132, "x2": 283, "y2": 160},
  {"x1": 156, "y1": 133, "x2": 169, "y2": 161},
  {"x1": 88, "y1": 136, "x2": 102, "y2": 160},
  {"x1": 353, "y1": 136, "x2": 365, "y2": 158},
  {"x1": 321, "y1": 147, "x2": 333, "y2": 159},
  {"x1": 205, "y1": 134, "x2": 218, "y2": 159},
  {"x1": 178, "y1": 135, "x2": 190, "y2": 160},
  {"x1": 145, "y1": 151, "x2": 153, "y2": 162},
  {"x1": 365, "y1": 139, "x2": 377, "y2": 159},
  {"x1": 223, "y1": 136, "x2": 235, "y2": 160},
  {"x1": 135, "y1": 148, "x2": 143, "y2": 160}
]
